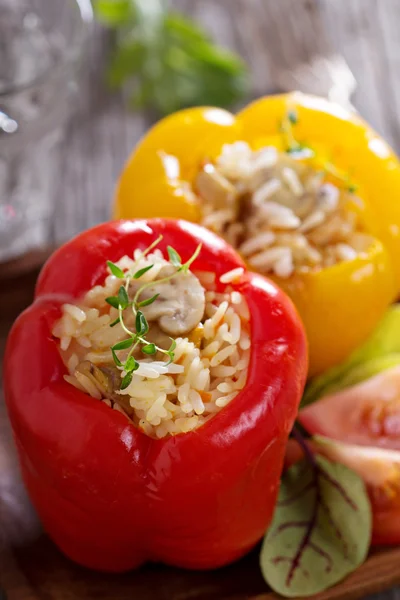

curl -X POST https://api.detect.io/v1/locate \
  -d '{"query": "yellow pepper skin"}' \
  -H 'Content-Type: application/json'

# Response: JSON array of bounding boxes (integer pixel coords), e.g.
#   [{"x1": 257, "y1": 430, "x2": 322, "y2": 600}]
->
[
  {"x1": 115, "y1": 107, "x2": 242, "y2": 222},
  {"x1": 114, "y1": 93, "x2": 400, "y2": 376}
]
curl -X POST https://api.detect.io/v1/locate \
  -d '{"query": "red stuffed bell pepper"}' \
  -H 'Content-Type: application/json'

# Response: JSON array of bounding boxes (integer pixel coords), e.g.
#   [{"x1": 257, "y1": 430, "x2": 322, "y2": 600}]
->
[{"x1": 4, "y1": 218, "x2": 307, "y2": 572}]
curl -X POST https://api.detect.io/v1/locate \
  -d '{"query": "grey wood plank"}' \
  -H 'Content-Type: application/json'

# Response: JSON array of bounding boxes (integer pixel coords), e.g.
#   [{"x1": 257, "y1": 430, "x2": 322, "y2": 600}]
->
[
  {"x1": 319, "y1": 0, "x2": 393, "y2": 144},
  {"x1": 52, "y1": 28, "x2": 150, "y2": 245}
]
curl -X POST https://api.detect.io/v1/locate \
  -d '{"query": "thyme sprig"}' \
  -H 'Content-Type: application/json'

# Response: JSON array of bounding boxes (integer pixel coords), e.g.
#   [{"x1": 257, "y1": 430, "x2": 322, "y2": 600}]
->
[
  {"x1": 280, "y1": 109, "x2": 309, "y2": 156},
  {"x1": 280, "y1": 107, "x2": 358, "y2": 194},
  {"x1": 105, "y1": 236, "x2": 201, "y2": 390}
]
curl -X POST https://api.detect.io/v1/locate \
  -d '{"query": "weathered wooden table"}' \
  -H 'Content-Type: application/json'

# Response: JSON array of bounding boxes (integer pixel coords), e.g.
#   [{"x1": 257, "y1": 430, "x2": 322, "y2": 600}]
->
[{"x1": 2, "y1": 1, "x2": 400, "y2": 598}]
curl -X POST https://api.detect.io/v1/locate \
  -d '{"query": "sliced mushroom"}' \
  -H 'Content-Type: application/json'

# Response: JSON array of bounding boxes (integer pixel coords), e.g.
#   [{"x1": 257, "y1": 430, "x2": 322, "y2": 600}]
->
[
  {"x1": 112, "y1": 395, "x2": 135, "y2": 417},
  {"x1": 75, "y1": 361, "x2": 120, "y2": 400},
  {"x1": 237, "y1": 192, "x2": 253, "y2": 223},
  {"x1": 136, "y1": 266, "x2": 206, "y2": 337},
  {"x1": 196, "y1": 163, "x2": 238, "y2": 211},
  {"x1": 74, "y1": 361, "x2": 134, "y2": 416}
]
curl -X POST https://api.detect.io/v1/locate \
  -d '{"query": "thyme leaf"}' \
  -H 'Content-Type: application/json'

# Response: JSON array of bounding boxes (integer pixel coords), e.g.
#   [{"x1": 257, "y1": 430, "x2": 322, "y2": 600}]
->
[
  {"x1": 121, "y1": 372, "x2": 133, "y2": 390},
  {"x1": 167, "y1": 246, "x2": 182, "y2": 267},
  {"x1": 134, "y1": 264, "x2": 154, "y2": 279},
  {"x1": 142, "y1": 343, "x2": 157, "y2": 355},
  {"x1": 106, "y1": 296, "x2": 120, "y2": 309},
  {"x1": 106, "y1": 236, "x2": 202, "y2": 390},
  {"x1": 135, "y1": 310, "x2": 149, "y2": 336},
  {"x1": 118, "y1": 286, "x2": 130, "y2": 309},
  {"x1": 107, "y1": 261, "x2": 125, "y2": 279},
  {"x1": 112, "y1": 338, "x2": 135, "y2": 351},
  {"x1": 137, "y1": 293, "x2": 159, "y2": 307}
]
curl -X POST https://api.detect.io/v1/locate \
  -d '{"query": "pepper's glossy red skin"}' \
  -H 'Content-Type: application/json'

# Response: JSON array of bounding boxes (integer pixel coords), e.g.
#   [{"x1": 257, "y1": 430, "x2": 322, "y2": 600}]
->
[{"x1": 4, "y1": 219, "x2": 307, "y2": 572}]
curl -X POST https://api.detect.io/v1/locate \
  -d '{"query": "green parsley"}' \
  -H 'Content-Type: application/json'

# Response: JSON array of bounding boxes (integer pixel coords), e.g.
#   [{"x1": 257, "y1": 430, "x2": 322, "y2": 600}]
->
[{"x1": 93, "y1": 0, "x2": 249, "y2": 115}]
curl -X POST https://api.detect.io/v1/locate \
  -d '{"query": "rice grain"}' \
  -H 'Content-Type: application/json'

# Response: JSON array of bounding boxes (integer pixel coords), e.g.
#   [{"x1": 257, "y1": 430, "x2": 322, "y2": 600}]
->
[{"x1": 54, "y1": 251, "x2": 251, "y2": 438}]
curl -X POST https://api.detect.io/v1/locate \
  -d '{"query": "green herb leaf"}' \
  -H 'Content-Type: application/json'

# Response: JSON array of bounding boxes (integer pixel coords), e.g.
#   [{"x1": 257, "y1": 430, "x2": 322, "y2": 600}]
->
[
  {"x1": 107, "y1": 40, "x2": 146, "y2": 89},
  {"x1": 109, "y1": 317, "x2": 121, "y2": 328},
  {"x1": 165, "y1": 338, "x2": 177, "y2": 364},
  {"x1": 142, "y1": 343, "x2": 157, "y2": 355},
  {"x1": 303, "y1": 305, "x2": 400, "y2": 407},
  {"x1": 168, "y1": 338, "x2": 177, "y2": 353},
  {"x1": 137, "y1": 293, "x2": 159, "y2": 307},
  {"x1": 112, "y1": 338, "x2": 135, "y2": 351},
  {"x1": 93, "y1": 0, "x2": 134, "y2": 26},
  {"x1": 181, "y1": 243, "x2": 202, "y2": 272},
  {"x1": 121, "y1": 372, "x2": 133, "y2": 390},
  {"x1": 106, "y1": 296, "x2": 120, "y2": 309},
  {"x1": 111, "y1": 348, "x2": 122, "y2": 367},
  {"x1": 286, "y1": 145, "x2": 315, "y2": 159},
  {"x1": 286, "y1": 143, "x2": 311, "y2": 156},
  {"x1": 125, "y1": 355, "x2": 139, "y2": 372},
  {"x1": 135, "y1": 310, "x2": 149, "y2": 336},
  {"x1": 95, "y1": 1, "x2": 249, "y2": 116},
  {"x1": 260, "y1": 455, "x2": 371, "y2": 597},
  {"x1": 118, "y1": 286, "x2": 130, "y2": 309},
  {"x1": 287, "y1": 109, "x2": 298, "y2": 125},
  {"x1": 167, "y1": 246, "x2": 182, "y2": 267},
  {"x1": 134, "y1": 264, "x2": 154, "y2": 279},
  {"x1": 165, "y1": 353, "x2": 174, "y2": 365},
  {"x1": 107, "y1": 261, "x2": 125, "y2": 279},
  {"x1": 286, "y1": 144, "x2": 301, "y2": 154}
]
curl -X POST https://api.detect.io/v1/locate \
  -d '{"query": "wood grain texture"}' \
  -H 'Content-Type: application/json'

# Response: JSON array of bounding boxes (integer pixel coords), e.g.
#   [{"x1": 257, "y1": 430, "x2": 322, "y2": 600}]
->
[
  {"x1": 2, "y1": 0, "x2": 400, "y2": 598},
  {"x1": 2, "y1": 540, "x2": 400, "y2": 600},
  {"x1": 256, "y1": 549, "x2": 400, "y2": 600}
]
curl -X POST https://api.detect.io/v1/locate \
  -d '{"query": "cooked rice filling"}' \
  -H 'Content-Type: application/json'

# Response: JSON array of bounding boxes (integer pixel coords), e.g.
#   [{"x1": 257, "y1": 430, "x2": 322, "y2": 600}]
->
[
  {"x1": 52, "y1": 249, "x2": 250, "y2": 438},
  {"x1": 194, "y1": 142, "x2": 366, "y2": 278}
]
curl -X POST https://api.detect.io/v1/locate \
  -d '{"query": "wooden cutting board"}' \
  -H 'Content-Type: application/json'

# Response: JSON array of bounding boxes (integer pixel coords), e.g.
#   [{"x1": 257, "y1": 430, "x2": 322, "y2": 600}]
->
[
  {"x1": 2, "y1": 540, "x2": 400, "y2": 600},
  {"x1": 1, "y1": 272, "x2": 399, "y2": 600}
]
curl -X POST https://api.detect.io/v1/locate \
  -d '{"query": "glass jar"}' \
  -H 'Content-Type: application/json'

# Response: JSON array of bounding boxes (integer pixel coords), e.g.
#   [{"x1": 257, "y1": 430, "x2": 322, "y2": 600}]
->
[{"x1": 0, "y1": 0, "x2": 93, "y2": 277}]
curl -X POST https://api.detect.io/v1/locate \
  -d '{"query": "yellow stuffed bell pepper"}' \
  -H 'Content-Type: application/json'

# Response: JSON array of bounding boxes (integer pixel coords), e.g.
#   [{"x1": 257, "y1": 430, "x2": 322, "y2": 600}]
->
[{"x1": 114, "y1": 92, "x2": 400, "y2": 376}]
